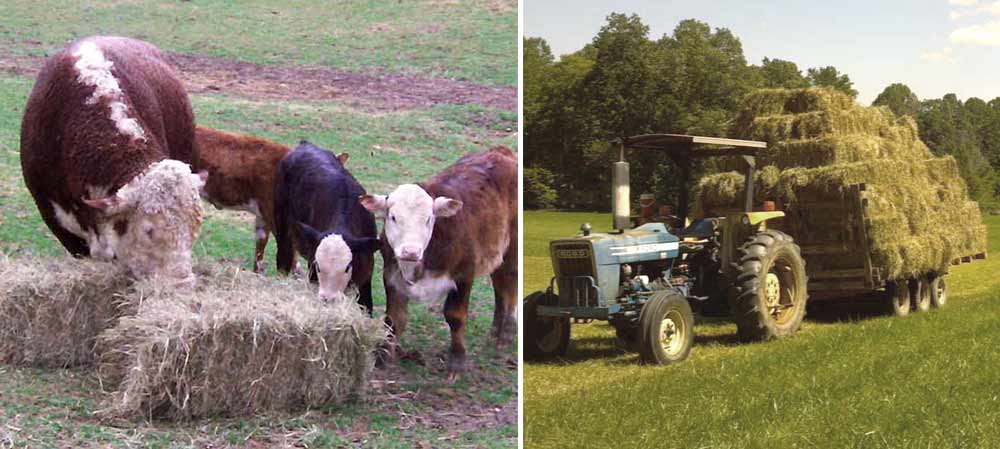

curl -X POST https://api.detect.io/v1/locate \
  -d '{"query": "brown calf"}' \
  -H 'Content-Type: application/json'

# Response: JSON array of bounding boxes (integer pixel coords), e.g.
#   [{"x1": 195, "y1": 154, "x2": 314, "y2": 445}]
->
[
  {"x1": 20, "y1": 36, "x2": 204, "y2": 286},
  {"x1": 361, "y1": 146, "x2": 518, "y2": 379}
]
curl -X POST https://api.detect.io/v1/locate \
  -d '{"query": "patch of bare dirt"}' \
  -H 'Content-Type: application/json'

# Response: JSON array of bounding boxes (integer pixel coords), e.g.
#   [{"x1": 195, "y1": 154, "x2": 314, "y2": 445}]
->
[{"x1": 0, "y1": 51, "x2": 515, "y2": 113}]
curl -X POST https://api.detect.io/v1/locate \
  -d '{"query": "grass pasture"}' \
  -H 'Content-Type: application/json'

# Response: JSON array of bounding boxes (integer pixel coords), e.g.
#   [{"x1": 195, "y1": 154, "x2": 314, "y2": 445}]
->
[
  {"x1": 0, "y1": 1, "x2": 515, "y2": 447},
  {"x1": 524, "y1": 210, "x2": 1000, "y2": 448}
]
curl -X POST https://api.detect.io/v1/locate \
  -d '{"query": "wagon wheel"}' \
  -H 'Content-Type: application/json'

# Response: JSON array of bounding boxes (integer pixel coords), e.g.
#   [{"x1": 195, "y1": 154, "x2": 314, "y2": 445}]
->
[
  {"x1": 912, "y1": 277, "x2": 931, "y2": 313},
  {"x1": 524, "y1": 291, "x2": 570, "y2": 359},
  {"x1": 638, "y1": 291, "x2": 694, "y2": 365},
  {"x1": 729, "y1": 230, "x2": 808, "y2": 341},
  {"x1": 885, "y1": 281, "x2": 910, "y2": 317},
  {"x1": 930, "y1": 274, "x2": 947, "y2": 308}
]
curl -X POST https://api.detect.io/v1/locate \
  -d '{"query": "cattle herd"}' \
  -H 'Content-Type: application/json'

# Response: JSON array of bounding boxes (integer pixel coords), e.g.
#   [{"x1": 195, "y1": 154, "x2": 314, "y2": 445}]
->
[{"x1": 18, "y1": 36, "x2": 518, "y2": 378}]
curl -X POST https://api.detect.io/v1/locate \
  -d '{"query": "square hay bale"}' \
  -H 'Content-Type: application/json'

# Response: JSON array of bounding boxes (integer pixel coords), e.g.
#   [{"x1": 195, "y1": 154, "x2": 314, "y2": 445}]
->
[
  {"x1": 0, "y1": 256, "x2": 134, "y2": 368},
  {"x1": 744, "y1": 107, "x2": 896, "y2": 143},
  {"x1": 733, "y1": 88, "x2": 857, "y2": 136},
  {"x1": 97, "y1": 265, "x2": 387, "y2": 420}
]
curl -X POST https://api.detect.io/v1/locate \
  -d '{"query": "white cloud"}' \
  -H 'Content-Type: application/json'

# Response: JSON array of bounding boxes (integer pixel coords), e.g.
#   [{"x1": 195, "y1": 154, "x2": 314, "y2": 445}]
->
[
  {"x1": 920, "y1": 47, "x2": 956, "y2": 63},
  {"x1": 951, "y1": 20, "x2": 1000, "y2": 45},
  {"x1": 949, "y1": 0, "x2": 1000, "y2": 20},
  {"x1": 950, "y1": 0, "x2": 978, "y2": 5}
]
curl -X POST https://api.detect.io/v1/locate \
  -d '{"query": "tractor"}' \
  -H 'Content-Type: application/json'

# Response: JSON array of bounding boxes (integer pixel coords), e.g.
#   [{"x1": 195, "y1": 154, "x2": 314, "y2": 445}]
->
[{"x1": 524, "y1": 134, "x2": 809, "y2": 364}]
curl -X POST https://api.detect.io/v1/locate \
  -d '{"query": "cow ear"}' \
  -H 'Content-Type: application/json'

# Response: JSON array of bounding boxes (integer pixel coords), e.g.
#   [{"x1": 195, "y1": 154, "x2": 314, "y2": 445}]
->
[
  {"x1": 82, "y1": 193, "x2": 130, "y2": 215},
  {"x1": 297, "y1": 221, "x2": 323, "y2": 247},
  {"x1": 433, "y1": 197, "x2": 463, "y2": 217},
  {"x1": 337, "y1": 152, "x2": 350, "y2": 165},
  {"x1": 359, "y1": 194, "x2": 387, "y2": 217},
  {"x1": 346, "y1": 236, "x2": 379, "y2": 254}
]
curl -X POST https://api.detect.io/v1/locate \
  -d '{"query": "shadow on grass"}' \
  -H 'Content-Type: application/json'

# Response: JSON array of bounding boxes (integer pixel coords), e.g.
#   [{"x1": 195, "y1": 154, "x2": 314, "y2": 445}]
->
[{"x1": 806, "y1": 293, "x2": 890, "y2": 323}]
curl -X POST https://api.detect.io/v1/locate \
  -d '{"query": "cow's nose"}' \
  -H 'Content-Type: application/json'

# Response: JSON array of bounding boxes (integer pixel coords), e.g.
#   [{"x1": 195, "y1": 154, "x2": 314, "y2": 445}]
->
[{"x1": 399, "y1": 246, "x2": 422, "y2": 262}]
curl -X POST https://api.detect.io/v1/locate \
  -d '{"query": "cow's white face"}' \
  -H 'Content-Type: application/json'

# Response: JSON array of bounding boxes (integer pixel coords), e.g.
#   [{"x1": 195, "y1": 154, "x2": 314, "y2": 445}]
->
[
  {"x1": 314, "y1": 234, "x2": 353, "y2": 302},
  {"x1": 360, "y1": 184, "x2": 462, "y2": 267},
  {"x1": 84, "y1": 160, "x2": 205, "y2": 288},
  {"x1": 298, "y1": 222, "x2": 378, "y2": 302}
]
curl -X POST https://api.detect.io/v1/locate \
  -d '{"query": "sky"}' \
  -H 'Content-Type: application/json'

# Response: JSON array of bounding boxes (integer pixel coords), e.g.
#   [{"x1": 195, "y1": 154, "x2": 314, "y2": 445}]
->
[{"x1": 524, "y1": 0, "x2": 1000, "y2": 104}]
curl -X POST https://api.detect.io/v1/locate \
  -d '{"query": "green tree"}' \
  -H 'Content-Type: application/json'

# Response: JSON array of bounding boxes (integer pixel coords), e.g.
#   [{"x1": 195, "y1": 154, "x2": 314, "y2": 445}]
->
[
  {"x1": 807, "y1": 66, "x2": 858, "y2": 98},
  {"x1": 756, "y1": 57, "x2": 809, "y2": 89},
  {"x1": 872, "y1": 83, "x2": 920, "y2": 117}
]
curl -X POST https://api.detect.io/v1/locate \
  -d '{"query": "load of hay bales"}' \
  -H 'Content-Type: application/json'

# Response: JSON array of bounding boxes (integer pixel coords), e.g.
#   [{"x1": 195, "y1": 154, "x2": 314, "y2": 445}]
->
[
  {"x1": 695, "y1": 87, "x2": 987, "y2": 282},
  {"x1": 0, "y1": 255, "x2": 386, "y2": 419}
]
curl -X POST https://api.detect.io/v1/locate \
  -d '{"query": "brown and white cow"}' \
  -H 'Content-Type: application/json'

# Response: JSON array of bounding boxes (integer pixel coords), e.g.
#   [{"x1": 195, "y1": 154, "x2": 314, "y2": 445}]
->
[
  {"x1": 193, "y1": 126, "x2": 321, "y2": 273},
  {"x1": 360, "y1": 146, "x2": 518, "y2": 379},
  {"x1": 20, "y1": 36, "x2": 204, "y2": 287}
]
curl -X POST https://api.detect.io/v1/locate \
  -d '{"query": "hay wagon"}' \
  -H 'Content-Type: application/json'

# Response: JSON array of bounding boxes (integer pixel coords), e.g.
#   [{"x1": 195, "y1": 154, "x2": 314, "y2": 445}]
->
[{"x1": 733, "y1": 182, "x2": 986, "y2": 315}]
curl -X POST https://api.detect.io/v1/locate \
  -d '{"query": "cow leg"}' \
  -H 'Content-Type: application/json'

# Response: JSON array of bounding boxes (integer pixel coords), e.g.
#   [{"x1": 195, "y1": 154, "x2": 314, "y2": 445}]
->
[
  {"x1": 378, "y1": 276, "x2": 410, "y2": 367},
  {"x1": 252, "y1": 219, "x2": 268, "y2": 273},
  {"x1": 490, "y1": 269, "x2": 518, "y2": 348},
  {"x1": 444, "y1": 280, "x2": 473, "y2": 382},
  {"x1": 358, "y1": 278, "x2": 374, "y2": 316}
]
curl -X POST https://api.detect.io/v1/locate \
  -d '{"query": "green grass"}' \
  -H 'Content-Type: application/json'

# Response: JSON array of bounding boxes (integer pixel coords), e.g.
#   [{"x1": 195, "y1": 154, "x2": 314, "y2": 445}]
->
[
  {"x1": 0, "y1": 0, "x2": 516, "y2": 85},
  {"x1": 0, "y1": 0, "x2": 515, "y2": 442},
  {"x1": 524, "y1": 210, "x2": 1000, "y2": 448}
]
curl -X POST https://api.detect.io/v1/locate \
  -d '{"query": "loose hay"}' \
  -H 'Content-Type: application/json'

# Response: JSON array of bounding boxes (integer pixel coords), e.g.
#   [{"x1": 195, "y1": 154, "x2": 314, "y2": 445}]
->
[
  {"x1": 0, "y1": 255, "x2": 134, "y2": 368},
  {"x1": 97, "y1": 264, "x2": 386, "y2": 420},
  {"x1": 698, "y1": 87, "x2": 988, "y2": 281}
]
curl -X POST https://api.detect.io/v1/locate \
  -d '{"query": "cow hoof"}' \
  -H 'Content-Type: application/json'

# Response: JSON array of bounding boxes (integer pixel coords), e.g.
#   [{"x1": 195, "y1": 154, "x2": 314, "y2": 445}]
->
[
  {"x1": 445, "y1": 371, "x2": 460, "y2": 384},
  {"x1": 446, "y1": 354, "x2": 468, "y2": 377},
  {"x1": 400, "y1": 349, "x2": 424, "y2": 365}
]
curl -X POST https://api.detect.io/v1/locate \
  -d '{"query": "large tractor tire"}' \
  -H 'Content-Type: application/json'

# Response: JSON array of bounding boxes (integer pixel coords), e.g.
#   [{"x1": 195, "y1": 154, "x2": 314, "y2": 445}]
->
[
  {"x1": 524, "y1": 291, "x2": 570, "y2": 359},
  {"x1": 730, "y1": 230, "x2": 808, "y2": 341},
  {"x1": 885, "y1": 281, "x2": 911, "y2": 317},
  {"x1": 913, "y1": 277, "x2": 931, "y2": 313},
  {"x1": 930, "y1": 274, "x2": 948, "y2": 308},
  {"x1": 638, "y1": 291, "x2": 694, "y2": 365}
]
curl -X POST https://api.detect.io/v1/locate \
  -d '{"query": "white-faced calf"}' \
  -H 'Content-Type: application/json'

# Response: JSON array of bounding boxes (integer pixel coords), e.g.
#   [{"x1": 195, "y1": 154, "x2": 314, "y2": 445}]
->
[
  {"x1": 360, "y1": 146, "x2": 518, "y2": 380},
  {"x1": 274, "y1": 141, "x2": 378, "y2": 310}
]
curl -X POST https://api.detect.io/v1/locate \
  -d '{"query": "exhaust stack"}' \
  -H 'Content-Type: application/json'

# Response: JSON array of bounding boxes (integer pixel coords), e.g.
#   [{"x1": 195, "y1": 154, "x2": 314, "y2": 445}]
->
[{"x1": 612, "y1": 144, "x2": 630, "y2": 231}]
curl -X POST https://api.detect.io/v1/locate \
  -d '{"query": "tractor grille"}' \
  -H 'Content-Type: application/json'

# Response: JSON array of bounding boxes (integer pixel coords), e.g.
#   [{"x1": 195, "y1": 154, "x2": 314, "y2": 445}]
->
[
  {"x1": 552, "y1": 243, "x2": 593, "y2": 279},
  {"x1": 551, "y1": 242, "x2": 599, "y2": 307}
]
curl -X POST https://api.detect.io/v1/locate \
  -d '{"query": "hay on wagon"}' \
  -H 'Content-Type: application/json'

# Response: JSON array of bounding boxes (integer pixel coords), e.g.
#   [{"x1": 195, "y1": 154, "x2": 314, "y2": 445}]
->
[
  {"x1": 96, "y1": 264, "x2": 386, "y2": 420},
  {"x1": 695, "y1": 87, "x2": 987, "y2": 281}
]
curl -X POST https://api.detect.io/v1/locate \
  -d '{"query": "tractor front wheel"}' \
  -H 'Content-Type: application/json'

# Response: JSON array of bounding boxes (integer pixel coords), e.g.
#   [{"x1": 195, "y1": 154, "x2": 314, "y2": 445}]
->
[
  {"x1": 730, "y1": 230, "x2": 808, "y2": 341},
  {"x1": 524, "y1": 291, "x2": 570, "y2": 359},
  {"x1": 638, "y1": 291, "x2": 694, "y2": 365}
]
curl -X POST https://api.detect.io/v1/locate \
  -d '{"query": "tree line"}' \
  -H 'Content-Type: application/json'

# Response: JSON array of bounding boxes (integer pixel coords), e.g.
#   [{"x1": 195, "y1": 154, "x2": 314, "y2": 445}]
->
[{"x1": 525, "y1": 13, "x2": 1000, "y2": 211}]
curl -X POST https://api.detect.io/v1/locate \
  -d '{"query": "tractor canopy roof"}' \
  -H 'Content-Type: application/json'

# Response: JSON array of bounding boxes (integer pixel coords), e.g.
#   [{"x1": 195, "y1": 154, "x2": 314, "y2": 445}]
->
[{"x1": 622, "y1": 134, "x2": 766, "y2": 157}]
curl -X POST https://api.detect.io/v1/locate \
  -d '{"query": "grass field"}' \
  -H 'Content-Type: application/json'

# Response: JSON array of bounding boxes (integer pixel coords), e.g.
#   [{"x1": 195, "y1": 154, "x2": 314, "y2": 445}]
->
[
  {"x1": 0, "y1": 2, "x2": 515, "y2": 448},
  {"x1": 524, "y1": 210, "x2": 1000, "y2": 448}
]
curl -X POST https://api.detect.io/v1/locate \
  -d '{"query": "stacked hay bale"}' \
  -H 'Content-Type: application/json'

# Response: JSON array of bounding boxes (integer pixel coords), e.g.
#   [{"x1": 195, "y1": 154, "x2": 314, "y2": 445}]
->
[
  {"x1": 0, "y1": 255, "x2": 135, "y2": 367},
  {"x1": 695, "y1": 88, "x2": 987, "y2": 282},
  {"x1": 0, "y1": 256, "x2": 386, "y2": 419}
]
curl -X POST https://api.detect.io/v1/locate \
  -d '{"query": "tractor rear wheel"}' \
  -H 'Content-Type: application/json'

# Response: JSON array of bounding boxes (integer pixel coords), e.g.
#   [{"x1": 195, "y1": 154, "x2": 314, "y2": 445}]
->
[
  {"x1": 930, "y1": 274, "x2": 947, "y2": 308},
  {"x1": 913, "y1": 277, "x2": 931, "y2": 313},
  {"x1": 885, "y1": 281, "x2": 911, "y2": 316},
  {"x1": 524, "y1": 291, "x2": 570, "y2": 359},
  {"x1": 638, "y1": 291, "x2": 694, "y2": 365},
  {"x1": 730, "y1": 230, "x2": 808, "y2": 341}
]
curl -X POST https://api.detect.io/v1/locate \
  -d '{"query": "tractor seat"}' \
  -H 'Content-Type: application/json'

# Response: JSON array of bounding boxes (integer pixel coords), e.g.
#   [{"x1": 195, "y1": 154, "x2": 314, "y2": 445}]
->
[{"x1": 675, "y1": 218, "x2": 717, "y2": 239}]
